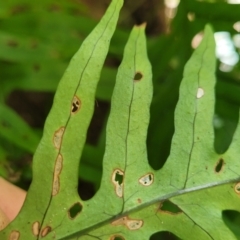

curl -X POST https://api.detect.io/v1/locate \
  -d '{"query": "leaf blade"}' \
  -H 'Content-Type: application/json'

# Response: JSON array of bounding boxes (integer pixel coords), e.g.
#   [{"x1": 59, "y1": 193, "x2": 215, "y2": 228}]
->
[{"x1": 0, "y1": 0, "x2": 123, "y2": 239}]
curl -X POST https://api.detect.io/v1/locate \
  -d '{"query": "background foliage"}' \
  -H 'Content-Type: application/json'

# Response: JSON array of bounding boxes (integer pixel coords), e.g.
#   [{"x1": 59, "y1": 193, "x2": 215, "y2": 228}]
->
[{"x1": 1, "y1": 0, "x2": 240, "y2": 238}]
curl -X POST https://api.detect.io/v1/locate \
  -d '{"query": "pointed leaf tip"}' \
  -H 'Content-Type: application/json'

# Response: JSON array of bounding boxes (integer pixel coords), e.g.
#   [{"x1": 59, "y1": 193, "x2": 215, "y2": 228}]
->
[
  {"x1": 204, "y1": 24, "x2": 213, "y2": 34},
  {"x1": 135, "y1": 22, "x2": 147, "y2": 29}
]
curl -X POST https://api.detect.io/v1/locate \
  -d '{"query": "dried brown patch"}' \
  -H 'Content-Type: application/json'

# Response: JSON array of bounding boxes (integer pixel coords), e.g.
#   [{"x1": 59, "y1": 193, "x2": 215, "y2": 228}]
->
[
  {"x1": 234, "y1": 182, "x2": 240, "y2": 195},
  {"x1": 53, "y1": 127, "x2": 65, "y2": 149},
  {"x1": 9, "y1": 230, "x2": 20, "y2": 240},
  {"x1": 111, "y1": 169, "x2": 124, "y2": 198},
  {"x1": 41, "y1": 226, "x2": 51, "y2": 237},
  {"x1": 52, "y1": 154, "x2": 63, "y2": 196},
  {"x1": 139, "y1": 173, "x2": 154, "y2": 186},
  {"x1": 71, "y1": 96, "x2": 81, "y2": 114},
  {"x1": 110, "y1": 235, "x2": 125, "y2": 240},
  {"x1": 32, "y1": 221, "x2": 40, "y2": 236},
  {"x1": 111, "y1": 216, "x2": 143, "y2": 230}
]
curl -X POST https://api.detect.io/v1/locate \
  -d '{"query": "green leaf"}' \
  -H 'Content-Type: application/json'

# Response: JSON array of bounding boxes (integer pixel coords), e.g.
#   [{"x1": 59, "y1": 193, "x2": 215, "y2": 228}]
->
[
  {"x1": 65, "y1": 23, "x2": 240, "y2": 240},
  {"x1": 1, "y1": 3, "x2": 240, "y2": 240},
  {"x1": 0, "y1": 0, "x2": 123, "y2": 239}
]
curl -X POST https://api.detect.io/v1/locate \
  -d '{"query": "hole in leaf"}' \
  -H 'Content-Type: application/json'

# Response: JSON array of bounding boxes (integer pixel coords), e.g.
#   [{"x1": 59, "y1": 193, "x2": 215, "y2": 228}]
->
[
  {"x1": 222, "y1": 210, "x2": 240, "y2": 238},
  {"x1": 215, "y1": 158, "x2": 224, "y2": 173},
  {"x1": 234, "y1": 182, "x2": 240, "y2": 194},
  {"x1": 71, "y1": 96, "x2": 81, "y2": 114},
  {"x1": 41, "y1": 226, "x2": 51, "y2": 237},
  {"x1": 110, "y1": 236, "x2": 125, "y2": 240},
  {"x1": 115, "y1": 171, "x2": 123, "y2": 185},
  {"x1": 68, "y1": 202, "x2": 82, "y2": 219},
  {"x1": 112, "y1": 169, "x2": 124, "y2": 197},
  {"x1": 32, "y1": 221, "x2": 40, "y2": 236},
  {"x1": 150, "y1": 231, "x2": 180, "y2": 240},
  {"x1": 159, "y1": 200, "x2": 182, "y2": 214},
  {"x1": 9, "y1": 231, "x2": 20, "y2": 240},
  {"x1": 134, "y1": 72, "x2": 143, "y2": 81},
  {"x1": 139, "y1": 173, "x2": 154, "y2": 186},
  {"x1": 196, "y1": 87, "x2": 204, "y2": 98}
]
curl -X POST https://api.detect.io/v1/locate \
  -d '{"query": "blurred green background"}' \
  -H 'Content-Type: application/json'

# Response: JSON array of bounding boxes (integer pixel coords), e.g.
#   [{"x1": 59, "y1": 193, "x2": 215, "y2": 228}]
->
[{"x1": 0, "y1": 0, "x2": 240, "y2": 238}]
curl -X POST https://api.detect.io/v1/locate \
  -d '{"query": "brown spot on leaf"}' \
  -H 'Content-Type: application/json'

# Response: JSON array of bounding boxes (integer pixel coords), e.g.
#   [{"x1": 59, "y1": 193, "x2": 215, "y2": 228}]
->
[
  {"x1": 71, "y1": 96, "x2": 81, "y2": 114},
  {"x1": 1, "y1": 120, "x2": 10, "y2": 128},
  {"x1": 32, "y1": 221, "x2": 40, "y2": 236},
  {"x1": 7, "y1": 40, "x2": 18, "y2": 47},
  {"x1": 112, "y1": 169, "x2": 124, "y2": 197},
  {"x1": 53, "y1": 127, "x2": 65, "y2": 149},
  {"x1": 30, "y1": 40, "x2": 38, "y2": 49},
  {"x1": 68, "y1": 202, "x2": 82, "y2": 219},
  {"x1": 52, "y1": 154, "x2": 63, "y2": 196},
  {"x1": 41, "y1": 226, "x2": 51, "y2": 237},
  {"x1": 111, "y1": 216, "x2": 143, "y2": 230},
  {"x1": 137, "y1": 198, "x2": 141, "y2": 204},
  {"x1": 126, "y1": 219, "x2": 143, "y2": 230},
  {"x1": 33, "y1": 64, "x2": 40, "y2": 72},
  {"x1": 9, "y1": 231, "x2": 20, "y2": 240},
  {"x1": 139, "y1": 173, "x2": 154, "y2": 186},
  {"x1": 215, "y1": 158, "x2": 224, "y2": 173},
  {"x1": 134, "y1": 71, "x2": 143, "y2": 82}
]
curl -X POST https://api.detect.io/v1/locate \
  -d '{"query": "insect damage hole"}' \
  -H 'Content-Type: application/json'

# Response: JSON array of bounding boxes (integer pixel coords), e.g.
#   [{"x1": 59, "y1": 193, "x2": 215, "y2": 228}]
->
[
  {"x1": 53, "y1": 127, "x2": 65, "y2": 149},
  {"x1": 110, "y1": 235, "x2": 125, "y2": 240},
  {"x1": 112, "y1": 169, "x2": 124, "y2": 197},
  {"x1": 215, "y1": 158, "x2": 224, "y2": 173},
  {"x1": 71, "y1": 96, "x2": 81, "y2": 114},
  {"x1": 234, "y1": 182, "x2": 240, "y2": 194},
  {"x1": 68, "y1": 202, "x2": 82, "y2": 219},
  {"x1": 159, "y1": 200, "x2": 182, "y2": 214},
  {"x1": 134, "y1": 71, "x2": 143, "y2": 82},
  {"x1": 139, "y1": 173, "x2": 154, "y2": 186},
  {"x1": 196, "y1": 87, "x2": 204, "y2": 98}
]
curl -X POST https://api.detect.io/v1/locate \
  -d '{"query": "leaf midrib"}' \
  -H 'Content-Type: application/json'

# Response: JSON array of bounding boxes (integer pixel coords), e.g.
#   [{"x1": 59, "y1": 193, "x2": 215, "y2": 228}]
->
[{"x1": 61, "y1": 176, "x2": 240, "y2": 239}]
